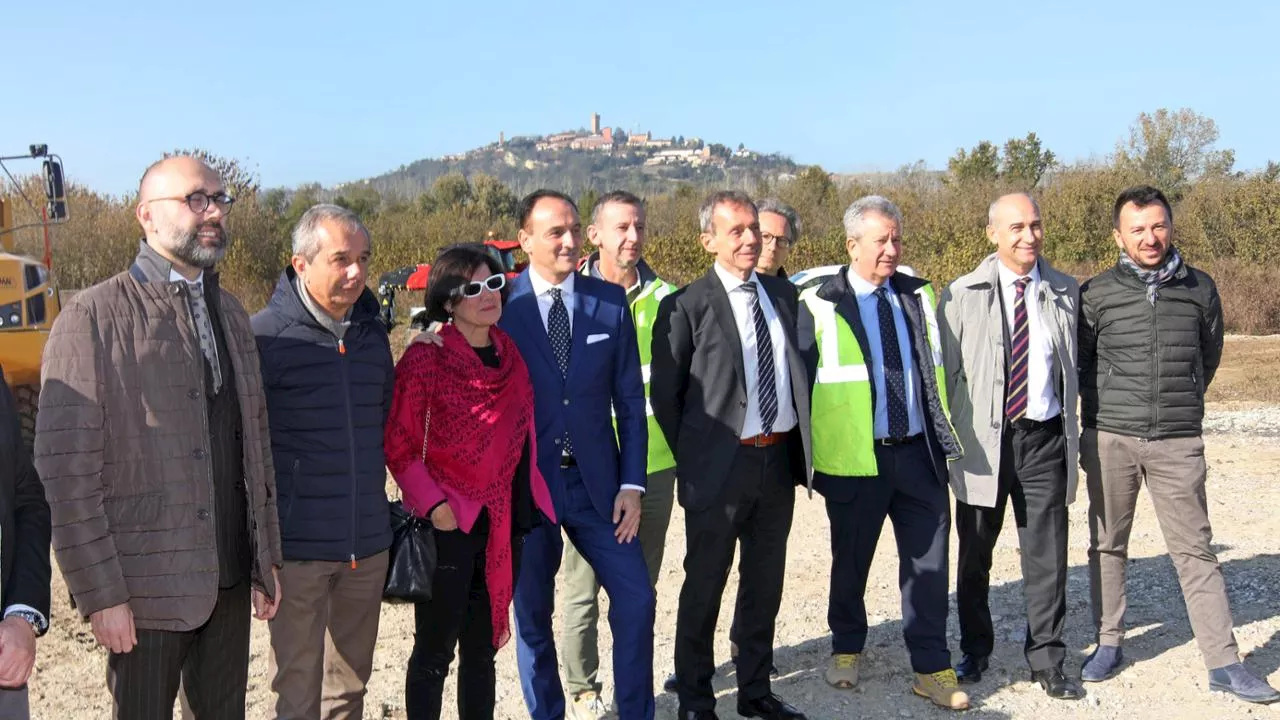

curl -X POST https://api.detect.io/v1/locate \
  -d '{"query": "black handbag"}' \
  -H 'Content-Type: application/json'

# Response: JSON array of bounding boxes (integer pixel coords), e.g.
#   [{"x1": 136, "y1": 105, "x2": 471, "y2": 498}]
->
[
  {"x1": 383, "y1": 401, "x2": 438, "y2": 604},
  {"x1": 382, "y1": 499, "x2": 436, "y2": 603}
]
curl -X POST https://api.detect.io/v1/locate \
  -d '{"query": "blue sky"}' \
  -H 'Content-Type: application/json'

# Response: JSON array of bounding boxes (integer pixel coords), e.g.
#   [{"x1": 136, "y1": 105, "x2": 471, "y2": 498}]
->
[{"x1": 5, "y1": 0, "x2": 1277, "y2": 195}]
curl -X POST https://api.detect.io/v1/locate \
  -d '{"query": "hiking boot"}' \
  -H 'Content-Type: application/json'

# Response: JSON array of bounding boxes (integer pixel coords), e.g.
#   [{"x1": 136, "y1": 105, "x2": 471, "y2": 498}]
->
[
  {"x1": 567, "y1": 691, "x2": 617, "y2": 720},
  {"x1": 824, "y1": 653, "x2": 860, "y2": 689},
  {"x1": 913, "y1": 669, "x2": 971, "y2": 710}
]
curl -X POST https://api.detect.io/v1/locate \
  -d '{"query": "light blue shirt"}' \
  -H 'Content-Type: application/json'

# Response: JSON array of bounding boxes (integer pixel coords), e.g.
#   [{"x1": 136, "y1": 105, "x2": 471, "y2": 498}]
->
[{"x1": 846, "y1": 269, "x2": 923, "y2": 439}]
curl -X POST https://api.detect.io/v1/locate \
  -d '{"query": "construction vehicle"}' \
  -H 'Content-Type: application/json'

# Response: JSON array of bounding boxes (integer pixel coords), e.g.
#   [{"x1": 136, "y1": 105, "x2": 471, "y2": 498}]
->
[
  {"x1": 377, "y1": 234, "x2": 524, "y2": 331},
  {"x1": 1, "y1": 144, "x2": 69, "y2": 449}
]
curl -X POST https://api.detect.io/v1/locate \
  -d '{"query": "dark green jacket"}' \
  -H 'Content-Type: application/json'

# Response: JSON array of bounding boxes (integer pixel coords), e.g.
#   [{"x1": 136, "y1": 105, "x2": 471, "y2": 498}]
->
[{"x1": 1079, "y1": 258, "x2": 1223, "y2": 439}]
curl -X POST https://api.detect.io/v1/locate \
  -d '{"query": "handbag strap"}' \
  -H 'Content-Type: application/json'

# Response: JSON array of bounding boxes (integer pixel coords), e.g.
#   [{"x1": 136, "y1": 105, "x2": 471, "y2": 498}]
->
[{"x1": 427, "y1": 399, "x2": 437, "y2": 461}]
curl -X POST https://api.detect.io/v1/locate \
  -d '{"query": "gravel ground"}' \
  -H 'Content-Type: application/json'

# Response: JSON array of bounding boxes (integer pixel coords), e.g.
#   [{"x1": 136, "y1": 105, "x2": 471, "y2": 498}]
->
[{"x1": 29, "y1": 406, "x2": 1280, "y2": 719}]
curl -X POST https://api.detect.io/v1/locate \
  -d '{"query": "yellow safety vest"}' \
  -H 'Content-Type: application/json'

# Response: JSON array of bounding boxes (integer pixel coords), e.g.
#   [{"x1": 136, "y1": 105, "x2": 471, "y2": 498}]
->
[
  {"x1": 800, "y1": 281, "x2": 949, "y2": 477},
  {"x1": 630, "y1": 279, "x2": 678, "y2": 473}
]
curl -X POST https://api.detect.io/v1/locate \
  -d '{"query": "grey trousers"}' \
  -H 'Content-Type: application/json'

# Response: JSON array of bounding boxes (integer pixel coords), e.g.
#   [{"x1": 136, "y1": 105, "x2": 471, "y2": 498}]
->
[
  {"x1": 0, "y1": 686, "x2": 29, "y2": 720},
  {"x1": 559, "y1": 469, "x2": 676, "y2": 697},
  {"x1": 1082, "y1": 429, "x2": 1240, "y2": 669}
]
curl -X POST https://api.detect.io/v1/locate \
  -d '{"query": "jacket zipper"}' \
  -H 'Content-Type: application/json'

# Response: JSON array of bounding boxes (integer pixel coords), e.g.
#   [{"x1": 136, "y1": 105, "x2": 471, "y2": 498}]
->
[
  {"x1": 1149, "y1": 291, "x2": 1159, "y2": 438},
  {"x1": 337, "y1": 337, "x2": 359, "y2": 569}
]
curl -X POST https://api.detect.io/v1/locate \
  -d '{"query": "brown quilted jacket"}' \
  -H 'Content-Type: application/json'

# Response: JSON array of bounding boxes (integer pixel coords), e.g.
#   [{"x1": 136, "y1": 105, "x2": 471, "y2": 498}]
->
[{"x1": 34, "y1": 250, "x2": 282, "y2": 631}]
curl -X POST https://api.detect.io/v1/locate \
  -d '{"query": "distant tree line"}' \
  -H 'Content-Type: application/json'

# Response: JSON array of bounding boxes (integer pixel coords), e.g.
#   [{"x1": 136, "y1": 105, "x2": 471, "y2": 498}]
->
[{"x1": 3, "y1": 108, "x2": 1278, "y2": 333}]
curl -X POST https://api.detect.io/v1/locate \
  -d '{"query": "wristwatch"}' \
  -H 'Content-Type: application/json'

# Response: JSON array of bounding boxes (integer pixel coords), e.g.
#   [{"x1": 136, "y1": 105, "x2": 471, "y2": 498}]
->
[{"x1": 6, "y1": 609, "x2": 48, "y2": 638}]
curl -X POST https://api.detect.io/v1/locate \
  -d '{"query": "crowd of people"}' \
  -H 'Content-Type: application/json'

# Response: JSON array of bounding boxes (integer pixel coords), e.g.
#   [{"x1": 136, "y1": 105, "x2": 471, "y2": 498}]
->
[{"x1": 0, "y1": 153, "x2": 1274, "y2": 719}]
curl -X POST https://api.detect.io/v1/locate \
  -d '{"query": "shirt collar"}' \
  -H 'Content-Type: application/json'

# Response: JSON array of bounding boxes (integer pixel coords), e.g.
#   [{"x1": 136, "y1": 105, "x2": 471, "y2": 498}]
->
[
  {"x1": 846, "y1": 267, "x2": 888, "y2": 300},
  {"x1": 529, "y1": 267, "x2": 575, "y2": 298},
  {"x1": 169, "y1": 267, "x2": 205, "y2": 285},
  {"x1": 713, "y1": 261, "x2": 759, "y2": 293},
  {"x1": 996, "y1": 260, "x2": 1041, "y2": 289}
]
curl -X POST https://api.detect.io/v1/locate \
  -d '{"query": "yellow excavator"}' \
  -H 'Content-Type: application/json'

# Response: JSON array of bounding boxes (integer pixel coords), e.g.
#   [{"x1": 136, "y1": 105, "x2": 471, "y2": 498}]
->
[{"x1": 0, "y1": 144, "x2": 68, "y2": 449}]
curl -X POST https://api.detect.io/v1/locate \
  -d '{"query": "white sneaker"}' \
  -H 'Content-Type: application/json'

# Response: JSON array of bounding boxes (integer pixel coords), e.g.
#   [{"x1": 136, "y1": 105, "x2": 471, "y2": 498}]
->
[{"x1": 567, "y1": 691, "x2": 618, "y2": 720}]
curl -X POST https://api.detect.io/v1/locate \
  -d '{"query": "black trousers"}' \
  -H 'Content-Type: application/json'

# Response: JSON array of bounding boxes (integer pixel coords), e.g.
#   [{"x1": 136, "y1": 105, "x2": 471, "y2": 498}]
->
[
  {"x1": 675, "y1": 442, "x2": 794, "y2": 712},
  {"x1": 956, "y1": 417, "x2": 1069, "y2": 671},
  {"x1": 107, "y1": 582, "x2": 250, "y2": 720},
  {"x1": 406, "y1": 514, "x2": 523, "y2": 720},
  {"x1": 825, "y1": 440, "x2": 951, "y2": 673}
]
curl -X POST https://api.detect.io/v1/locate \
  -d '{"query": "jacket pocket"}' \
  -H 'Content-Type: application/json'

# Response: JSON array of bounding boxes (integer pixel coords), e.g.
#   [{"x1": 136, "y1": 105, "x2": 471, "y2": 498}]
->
[{"x1": 103, "y1": 493, "x2": 163, "y2": 530}]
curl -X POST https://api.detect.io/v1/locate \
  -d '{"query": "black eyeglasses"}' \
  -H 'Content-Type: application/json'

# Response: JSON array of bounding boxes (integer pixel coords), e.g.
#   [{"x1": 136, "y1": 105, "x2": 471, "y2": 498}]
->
[
  {"x1": 147, "y1": 190, "x2": 235, "y2": 214},
  {"x1": 762, "y1": 232, "x2": 793, "y2": 248},
  {"x1": 452, "y1": 273, "x2": 506, "y2": 298}
]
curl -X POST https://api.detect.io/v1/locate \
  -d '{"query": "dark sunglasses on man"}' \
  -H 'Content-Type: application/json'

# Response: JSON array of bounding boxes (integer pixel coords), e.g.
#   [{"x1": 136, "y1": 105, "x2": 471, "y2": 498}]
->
[{"x1": 452, "y1": 273, "x2": 506, "y2": 299}]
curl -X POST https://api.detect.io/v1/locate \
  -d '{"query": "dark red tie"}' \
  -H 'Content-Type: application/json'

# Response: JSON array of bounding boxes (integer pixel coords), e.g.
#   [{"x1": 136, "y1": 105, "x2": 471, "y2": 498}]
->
[{"x1": 1005, "y1": 277, "x2": 1030, "y2": 421}]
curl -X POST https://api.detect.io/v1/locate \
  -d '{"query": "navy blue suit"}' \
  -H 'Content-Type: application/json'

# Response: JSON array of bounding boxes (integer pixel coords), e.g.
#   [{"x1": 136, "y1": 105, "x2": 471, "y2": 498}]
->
[{"x1": 501, "y1": 269, "x2": 655, "y2": 720}]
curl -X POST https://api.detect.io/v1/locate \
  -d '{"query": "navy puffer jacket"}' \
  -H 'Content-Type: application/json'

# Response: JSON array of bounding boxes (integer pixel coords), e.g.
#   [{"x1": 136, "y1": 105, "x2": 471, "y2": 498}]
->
[{"x1": 253, "y1": 269, "x2": 393, "y2": 563}]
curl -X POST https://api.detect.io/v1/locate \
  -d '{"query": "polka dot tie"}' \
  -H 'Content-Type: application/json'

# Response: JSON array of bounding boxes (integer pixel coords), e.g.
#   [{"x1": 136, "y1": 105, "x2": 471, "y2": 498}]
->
[
  {"x1": 875, "y1": 287, "x2": 909, "y2": 439},
  {"x1": 547, "y1": 288, "x2": 573, "y2": 455},
  {"x1": 1005, "y1": 277, "x2": 1030, "y2": 421},
  {"x1": 188, "y1": 281, "x2": 223, "y2": 394}
]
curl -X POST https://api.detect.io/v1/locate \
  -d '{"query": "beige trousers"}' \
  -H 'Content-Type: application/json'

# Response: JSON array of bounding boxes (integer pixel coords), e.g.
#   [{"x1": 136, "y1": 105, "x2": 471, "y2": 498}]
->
[
  {"x1": 560, "y1": 470, "x2": 676, "y2": 696},
  {"x1": 1082, "y1": 430, "x2": 1239, "y2": 669},
  {"x1": 268, "y1": 550, "x2": 389, "y2": 719}
]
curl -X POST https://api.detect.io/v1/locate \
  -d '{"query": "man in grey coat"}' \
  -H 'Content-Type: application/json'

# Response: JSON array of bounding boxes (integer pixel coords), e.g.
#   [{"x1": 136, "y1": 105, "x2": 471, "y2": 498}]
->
[{"x1": 937, "y1": 193, "x2": 1084, "y2": 700}]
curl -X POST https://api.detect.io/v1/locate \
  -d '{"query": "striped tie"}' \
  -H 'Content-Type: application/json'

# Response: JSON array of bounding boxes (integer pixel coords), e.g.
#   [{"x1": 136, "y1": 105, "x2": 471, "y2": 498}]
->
[
  {"x1": 1005, "y1": 277, "x2": 1030, "y2": 421},
  {"x1": 741, "y1": 282, "x2": 778, "y2": 434}
]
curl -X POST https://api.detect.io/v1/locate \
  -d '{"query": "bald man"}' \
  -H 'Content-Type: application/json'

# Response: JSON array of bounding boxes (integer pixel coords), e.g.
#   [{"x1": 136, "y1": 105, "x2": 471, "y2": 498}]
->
[
  {"x1": 936, "y1": 193, "x2": 1083, "y2": 699},
  {"x1": 35, "y1": 156, "x2": 284, "y2": 719}
]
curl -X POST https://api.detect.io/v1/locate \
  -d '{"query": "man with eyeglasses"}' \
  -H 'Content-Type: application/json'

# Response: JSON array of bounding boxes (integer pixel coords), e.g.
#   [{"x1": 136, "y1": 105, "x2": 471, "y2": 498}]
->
[
  {"x1": 755, "y1": 198, "x2": 801, "y2": 279},
  {"x1": 253, "y1": 204, "x2": 393, "y2": 719},
  {"x1": 36, "y1": 155, "x2": 284, "y2": 719}
]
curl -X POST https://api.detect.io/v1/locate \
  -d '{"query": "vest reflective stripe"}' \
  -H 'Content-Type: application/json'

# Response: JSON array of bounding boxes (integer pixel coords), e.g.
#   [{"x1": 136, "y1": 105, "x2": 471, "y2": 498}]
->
[
  {"x1": 630, "y1": 279, "x2": 678, "y2": 473},
  {"x1": 801, "y1": 287, "x2": 879, "y2": 477},
  {"x1": 801, "y1": 281, "x2": 950, "y2": 477}
]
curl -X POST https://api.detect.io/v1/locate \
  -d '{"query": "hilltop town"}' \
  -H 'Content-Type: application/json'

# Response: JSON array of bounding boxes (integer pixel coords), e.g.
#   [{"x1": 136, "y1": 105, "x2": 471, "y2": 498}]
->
[{"x1": 357, "y1": 112, "x2": 800, "y2": 197}]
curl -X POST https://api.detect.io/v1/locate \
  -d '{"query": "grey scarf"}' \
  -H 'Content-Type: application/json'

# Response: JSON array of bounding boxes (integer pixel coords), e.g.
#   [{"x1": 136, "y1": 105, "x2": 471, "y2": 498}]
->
[{"x1": 1119, "y1": 246, "x2": 1183, "y2": 305}]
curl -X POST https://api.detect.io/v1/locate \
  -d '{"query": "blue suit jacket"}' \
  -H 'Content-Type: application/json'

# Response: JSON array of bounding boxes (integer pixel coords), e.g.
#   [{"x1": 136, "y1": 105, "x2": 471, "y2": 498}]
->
[{"x1": 499, "y1": 269, "x2": 647, "y2": 522}]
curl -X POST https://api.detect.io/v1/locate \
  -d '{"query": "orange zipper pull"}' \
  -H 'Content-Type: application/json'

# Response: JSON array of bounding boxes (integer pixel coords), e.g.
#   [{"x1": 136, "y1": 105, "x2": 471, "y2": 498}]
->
[
  {"x1": 350, "y1": 554, "x2": 358, "y2": 570},
  {"x1": 338, "y1": 338, "x2": 346, "y2": 355}
]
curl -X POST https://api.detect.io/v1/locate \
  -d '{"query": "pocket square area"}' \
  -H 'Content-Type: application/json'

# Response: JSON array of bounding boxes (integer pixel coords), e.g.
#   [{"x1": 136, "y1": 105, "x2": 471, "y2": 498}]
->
[{"x1": 587, "y1": 333, "x2": 610, "y2": 344}]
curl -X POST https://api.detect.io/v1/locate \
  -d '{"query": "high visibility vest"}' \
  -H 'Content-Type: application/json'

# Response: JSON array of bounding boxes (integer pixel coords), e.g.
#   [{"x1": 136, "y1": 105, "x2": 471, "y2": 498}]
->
[
  {"x1": 631, "y1": 279, "x2": 678, "y2": 473},
  {"x1": 800, "y1": 281, "x2": 949, "y2": 477}
]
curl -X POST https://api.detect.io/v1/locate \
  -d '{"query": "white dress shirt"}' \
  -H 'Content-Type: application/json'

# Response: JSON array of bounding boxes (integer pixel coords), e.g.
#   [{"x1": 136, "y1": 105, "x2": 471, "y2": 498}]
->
[
  {"x1": 997, "y1": 262, "x2": 1061, "y2": 422},
  {"x1": 528, "y1": 269, "x2": 644, "y2": 493},
  {"x1": 528, "y1": 268, "x2": 576, "y2": 333},
  {"x1": 846, "y1": 269, "x2": 924, "y2": 438},
  {"x1": 713, "y1": 263, "x2": 798, "y2": 438},
  {"x1": 169, "y1": 268, "x2": 205, "y2": 284}
]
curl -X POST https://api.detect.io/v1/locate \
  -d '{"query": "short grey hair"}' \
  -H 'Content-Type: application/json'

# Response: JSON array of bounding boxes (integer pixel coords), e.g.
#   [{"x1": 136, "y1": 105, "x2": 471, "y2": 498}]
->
[
  {"x1": 292, "y1": 204, "x2": 370, "y2": 261},
  {"x1": 987, "y1": 192, "x2": 1042, "y2": 226},
  {"x1": 843, "y1": 195, "x2": 903, "y2": 240},
  {"x1": 698, "y1": 190, "x2": 757, "y2": 233},
  {"x1": 755, "y1": 198, "x2": 802, "y2": 245}
]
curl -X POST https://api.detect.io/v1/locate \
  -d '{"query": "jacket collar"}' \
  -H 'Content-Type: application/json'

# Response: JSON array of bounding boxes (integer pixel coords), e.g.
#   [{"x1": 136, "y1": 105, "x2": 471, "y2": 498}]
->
[
  {"x1": 579, "y1": 251, "x2": 661, "y2": 291},
  {"x1": 817, "y1": 264, "x2": 926, "y2": 304},
  {"x1": 265, "y1": 265, "x2": 379, "y2": 333},
  {"x1": 129, "y1": 239, "x2": 222, "y2": 292},
  {"x1": 958, "y1": 253, "x2": 1074, "y2": 297}
]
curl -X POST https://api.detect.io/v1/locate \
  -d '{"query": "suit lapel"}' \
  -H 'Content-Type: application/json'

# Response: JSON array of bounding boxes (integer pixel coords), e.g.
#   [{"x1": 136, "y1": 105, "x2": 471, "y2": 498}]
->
[
  {"x1": 567, "y1": 282, "x2": 599, "y2": 380},
  {"x1": 508, "y1": 272, "x2": 559, "y2": 374},
  {"x1": 705, "y1": 270, "x2": 747, "y2": 395}
]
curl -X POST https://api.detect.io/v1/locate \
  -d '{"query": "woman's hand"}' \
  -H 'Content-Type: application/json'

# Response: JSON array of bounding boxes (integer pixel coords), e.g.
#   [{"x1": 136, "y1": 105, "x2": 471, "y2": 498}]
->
[{"x1": 430, "y1": 502, "x2": 458, "y2": 531}]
